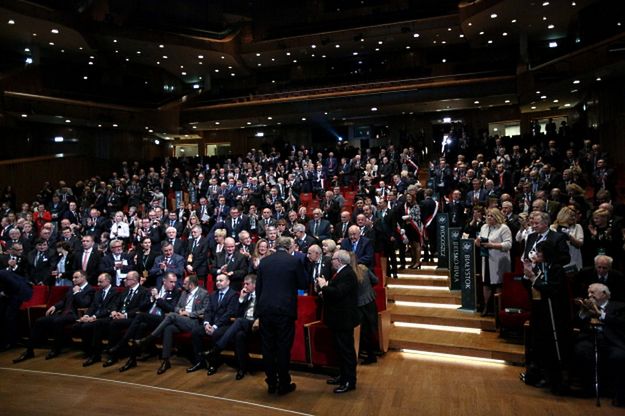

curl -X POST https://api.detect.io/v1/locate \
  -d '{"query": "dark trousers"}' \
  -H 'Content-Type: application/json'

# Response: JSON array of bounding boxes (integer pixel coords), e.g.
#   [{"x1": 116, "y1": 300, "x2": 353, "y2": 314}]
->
[
  {"x1": 216, "y1": 318, "x2": 254, "y2": 371},
  {"x1": 358, "y1": 301, "x2": 379, "y2": 356},
  {"x1": 332, "y1": 326, "x2": 357, "y2": 386},
  {"x1": 574, "y1": 336, "x2": 625, "y2": 400},
  {"x1": 28, "y1": 313, "x2": 76, "y2": 352},
  {"x1": 0, "y1": 297, "x2": 21, "y2": 347},
  {"x1": 190, "y1": 324, "x2": 229, "y2": 363},
  {"x1": 260, "y1": 314, "x2": 295, "y2": 387}
]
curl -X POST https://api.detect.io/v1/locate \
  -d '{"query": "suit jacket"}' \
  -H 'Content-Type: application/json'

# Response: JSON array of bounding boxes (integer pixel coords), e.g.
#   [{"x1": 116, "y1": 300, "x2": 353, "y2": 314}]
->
[
  {"x1": 523, "y1": 229, "x2": 571, "y2": 266},
  {"x1": 149, "y1": 253, "x2": 186, "y2": 284},
  {"x1": 174, "y1": 287, "x2": 210, "y2": 319},
  {"x1": 185, "y1": 236, "x2": 209, "y2": 276},
  {"x1": 99, "y1": 253, "x2": 135, "y2": 284},
  {"x1": 447, "y1": 200, "x2": 467, "y2": 228},
  {"x1": 340, "y1": 236, "x2": 374, "y2": 268},
  {"x1": 574, "y1": 267, "x2": 625, "y2": 302},
  {"x1": 164, "y1": 238, "x2": 187, "y2": 256},
  {"x1": 0, "y1": 270, "x2": 33, "y2": 303},
  {"x1": 225, "y1": 216, "x2": 250, "y2": 240},
  {"x1": 320, "y1": 265, "x2": 359, "y2": 330},
  {"x1": 307, "y1": 256, "x2": 333, "y2": 285},
  {"x1": 72, "y1": 248, "x2": 102, "y2": 285},
  {"x1": 306, "y1": 218, "x2": 332, "y2": 242},
  {"x1": 256, "y1": 249, "x2": 308, "y2": 320},
  {"x1": 333, "y1": 221, "x2": 352, "y2": 242},
  {"x1": 465, "y1": 189, "x2": 488, "y2": 207},
  {"x1": 54, "y1": 284, "x2": 95, "y2": 319},
  {"x1": 211, "y1": 251, "x2": 249, "y2": 290},
  {"x1": 85, "y1": 287, "x2": 120, "y2": 318},
  {"x1": 140, "y1": 287, "x2": 182, "y2": 316},
  {"x1": 133, "y1": 249, "x2": 158, "y2": 278},
  {"x1": 113, "y1": 285, "x2": 149, "y2": 319},
  {"x1": 202, "y1": 288, "x2": 239, "y2": 329},
  {"x1": 295, "y1": 234, "x2": 317, "y2": 254},
  {"x1": 26, "y1": 248, "x2": 57, "y2": 285},
  {"x1": 577, "y1": 301, "x2": 625, "y2": 352}
]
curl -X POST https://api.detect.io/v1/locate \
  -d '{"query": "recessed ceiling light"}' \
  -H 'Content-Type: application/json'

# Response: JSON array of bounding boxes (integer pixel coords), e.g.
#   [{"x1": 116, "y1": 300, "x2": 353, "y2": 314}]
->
[
  {"x1": 571, "y1": 89, "x2": 578, "y2": 93},
  {"x1": 301, "y1": 117, "x2": 307, "y2": 121},
  {"x1": 24, "y1": 48, "x2": 30, "y2": 52},
  {"x1": 553, "y1": 99, "x2": 559, "y2": 103},
  {"x1": 511, "y1": 19, "x2": 517, "y2": 23},
  {"x1": 531, "y1": 106, "x2": 537, "y2": 109},
  {"x1": 49, "y1": 42, "x2": 55, "y2": 46},
  {"x1": 596, "y1": 77, "x2": 602, "y2": 81},
  {"x1": 543, "y1": 1, "x2": 550, "y2": 5},
  {"x1": 156, "y1": 61, "x2": 160, "y2": 65},
  {"x1": 335, "y1": 44, "x2": 340, "y2": 48},
  {"x1": 215, "y1": 121, "x2": 220, "y2": 125},
  {"x1": 257, "y1": 63, "x2": 262, "y2": 67},
  {"x1": 8, "y1": 19, "x2": 15, "y2": 25},
  {"x1": 324, "y1": 112, "x2": 328, "y2": 115},
  {"x1": 490, "y1": 13, "x2": 498, "y2": 19},
  {"x1": 162, "y1": 55, "x2": 168, "y2": 59},
  {"x1": 502, "y1": 32, "x2": 508, "y2": 36},
  {"x1": 286, "y1": 52, "x2": 291, "y2": 56},
  {"x1": 256, "y1": 53, "x2": 261, "y2": 57},
  {"x1": 378, "y1": 41, "x2": 383, "y2": 45},
  {"x1": 442, "y1": 58, "x2": 447, "y2": 63},
  {"x1": 113, "y1": 124, "x2": 118, "y2": 127},
  {"x1": 125, "y1": 58, "x2": 129, "y2": 62},
  {"x1": 267, "y1": 116, "x2": 273, "y2": 120},
  {"x1": 543, "y1": 16, "x2": 547, "y2": 21},
  {"x1": 564, "y1": 103, "x2": 571, "y2": 107},
  {"x1": 474, "y1": 100, "x2": 480, "y2": 104},
  {"x1": 413, "y1": 33, "x2": 420, "y2": 38},
  {"x1": 405, "y1": 46, "x2": 411, "y2": 49},
  {"x1": 181, "y1": 71, "x2": 186, "y2": 75},
  {"x1": 158, "y1": 44, "x2": 164, "y2": 48},
  {"x1": 374, "y1": 48, "x2": 380, "y2": 51},
  {"x1": 548, "y1": 24, "x2": 555, "y2": 29},
  {"x1": 536, "y1": 90, "x2": 541, "y2": 94},
  {"x1": 246, "y1": 121, "x2": 251, "y2": 125},
  {"x1": 180, "y1": 65, "x2": 184, "y2": 69},
  {"x1": 214, "y1": 69, "x2": 220, "y2": 72},
  {"x1": 488, "y1": 40, "x2": 493, "y2": 44},
  {"x1": 573, "y1": 79, "x2": 580, "y2": 84},
  {"x1": 505, "y1": 100, "x2": 510, "y2": 103},
  {"x1": 83, "y1": 76, "x2": 88, "y2": 80},
  {"x1": 51, "y1": 28, "x2": 59, "y2": 34},
  {"x1": 292, "y1": 59, "x2": 297, "y2": 63},
  {"x1": 21, "y1": 114, "x2": 27, "y2": 118},
  {"x1": 541, "y1": 95, "x2": 547, "y2": 99},
  {"x1": 571, "y1": 1, "x2": 576, "y2": 5},
  {"x1": 198, "y1": 55, "x2": 204, "y2": 59},
  {"x1": 113, "y1": 39, "x2": 118, "y2": 43},
  {"x1": 65, "y1": 119, "x2": 71, "y2": 123},
  {"x1": 79, "y1": 47, "x2": 83, "y2": 50},
  {"x1": 448, "y1": 27, "x2": 452, "y2": 32},
  {"x1": 353, "y1": 51, "x2": 358, "y2": 55},
  {"x1": 441, "y1": 41, "x2": 446, "y2": 44},
  {"x1": 97, "y1": 124, "x2": 102, "y2": 127},
  {"x1": 371, "y1": 107, "x2": 378, "y2": 111},
  {"x1": 221, "y1": 56, "x2": 225, "y2": 59},
  {"x1": 468, "y1": 22, "x2": 472, "y2": 26},
  {"x1": 311, "y1": 44, "x2": 316, "y2": 48},
  {"x1": 230, "y1": 73, "x2": 235, "y2": 77},
  {"x1": 322, "y1": 54, "x2": 326, "y2": 58},
  {"x1": 549, "y1": 41, "x2": 558, "y2": 48}
]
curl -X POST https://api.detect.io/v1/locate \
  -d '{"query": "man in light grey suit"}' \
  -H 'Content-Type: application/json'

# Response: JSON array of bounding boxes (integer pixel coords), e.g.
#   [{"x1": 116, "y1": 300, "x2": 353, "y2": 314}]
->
[{"x1": 136, "y1": 274, "x2": 209, "y2": 374}]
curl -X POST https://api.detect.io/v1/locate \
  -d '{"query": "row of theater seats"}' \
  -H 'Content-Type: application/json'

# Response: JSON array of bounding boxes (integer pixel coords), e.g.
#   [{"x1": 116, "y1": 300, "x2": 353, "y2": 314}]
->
[{"x1": 18, "y1": 273, "x2": 390, "y2": 369}]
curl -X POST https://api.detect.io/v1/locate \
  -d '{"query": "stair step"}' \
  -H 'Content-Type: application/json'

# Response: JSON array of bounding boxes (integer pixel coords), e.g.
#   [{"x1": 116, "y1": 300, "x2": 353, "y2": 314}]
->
[
  {"x1": 389, "y1": 276, "x2": 449, "y2": 287},
  {"x1": 397, "y1": 267, "x2": 449, "y2": 277},
  {"x1": 388, "y1": 287, "x2": 461, "y2": 305},
  {"x1": 389, "y1": 325, "x2": 524, "y2": 363},
  {"x1": 390, "y1": 304, "x2": 496, "y2": 331}
]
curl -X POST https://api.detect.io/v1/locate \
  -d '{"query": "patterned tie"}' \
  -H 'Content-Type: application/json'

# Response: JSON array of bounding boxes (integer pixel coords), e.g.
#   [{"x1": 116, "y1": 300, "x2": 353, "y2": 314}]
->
[{"x1": 218, "y1": 292, "x2": 224, "y2": 304}]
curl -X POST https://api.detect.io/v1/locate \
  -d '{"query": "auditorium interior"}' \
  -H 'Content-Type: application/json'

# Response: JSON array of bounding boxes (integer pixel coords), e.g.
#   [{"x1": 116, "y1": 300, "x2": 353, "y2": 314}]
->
[{"x1": 1, "y1": 0, "x2": 625, "y2": 415}]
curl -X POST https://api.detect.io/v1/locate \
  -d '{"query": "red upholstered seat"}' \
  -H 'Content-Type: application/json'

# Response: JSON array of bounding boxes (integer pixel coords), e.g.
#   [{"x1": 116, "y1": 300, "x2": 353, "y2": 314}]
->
[
  {"x1": 496, "y1": 272, "x2": 532, "y2": 337},
  {"x1": 291, "y1": 295, "x2": 319, "y2": 363}
]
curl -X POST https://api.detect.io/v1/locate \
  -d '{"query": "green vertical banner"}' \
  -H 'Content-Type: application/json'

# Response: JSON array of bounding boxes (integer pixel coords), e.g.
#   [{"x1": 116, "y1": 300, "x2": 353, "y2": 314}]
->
[
  {"x1": 459, "y1": 239, "x2": 476, "y2": 311},
  {"x1": 449, "y1": 227, "x2": 462, "y2": 291},
  {"x1": 436, "y1": 213, "x2": 449, "y2": 269}
]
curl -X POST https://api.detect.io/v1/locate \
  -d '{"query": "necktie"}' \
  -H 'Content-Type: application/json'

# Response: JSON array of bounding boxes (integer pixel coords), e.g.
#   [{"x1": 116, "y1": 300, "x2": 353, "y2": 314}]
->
[
  {"x1": 192, "y1": 239, "x2": 197, "y2": 251},
  {"x1": 35, "y1": 252, "x2": 43, "y2": 267},
  {"x1": 82, "y1": 251, "x2": 90, "y2": 271},
  {"x1": 314, "y1": 221, "x2": 319, "y2": 236},
  {"x1": 218, "y1": 292, "x2": 224, "y2": 303},
  {"x1": 352, "y1": 242, "x2": 357, "y2": 252}
]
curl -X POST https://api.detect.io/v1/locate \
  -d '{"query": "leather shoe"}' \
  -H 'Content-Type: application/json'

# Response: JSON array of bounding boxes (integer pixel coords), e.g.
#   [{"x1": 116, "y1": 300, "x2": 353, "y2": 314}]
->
[
  {"x1": 82, "y1": 355, "x2": 101, "y2": 367},
  {"x1": 186, "y1": 361, "x2": 205, "y2": 373},
  {"x1": 156, "y1": 359, "x2": 171, "y2": 375},
  {"x1": 102, "y1": 357, "x2": 118, "y2": 368},
  {"x1": 326, "y1": 376, "x2": 342, "y2": 385},
  {"x1": 277, "y1": 383, "x2": 296, "y2": 396},
  {"x1": 206, "y1": 365, "x2": 218, "y2": 376},
  {"x1": 267, "y1": 384, "x2": 277, "y2": 394},
  {"x1": 360, "y1": 356, "x2": 377, "y2": 365},
  {"x1": 119, "y1": 358, "x2": 137, "y2": 372},
  {"x1": 334, "y1": 382, "x2": 356, "y2": 394},
  {"x1": 136, "y1": 334, "x2": 154, "y2": 349},
  {"x1": 235, "y1": 370, "x2": 245, "y2": 380},
  {"x1": 45, "y1": 350, "x2": 60, "y2": 360},
  {"x1": 13, "y1": 350, "x2": 34, "y2": 364}
]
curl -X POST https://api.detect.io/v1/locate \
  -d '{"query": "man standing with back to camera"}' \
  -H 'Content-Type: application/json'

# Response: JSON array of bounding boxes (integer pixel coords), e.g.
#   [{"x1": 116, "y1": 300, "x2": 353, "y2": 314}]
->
[{"x1": 255, "y1": 236, "x2": 308, "y2": 395}]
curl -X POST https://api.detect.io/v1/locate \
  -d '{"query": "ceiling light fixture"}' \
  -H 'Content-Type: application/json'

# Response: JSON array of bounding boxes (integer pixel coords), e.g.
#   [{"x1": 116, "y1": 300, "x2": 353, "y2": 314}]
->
[
  {"x1": 413, "y1": 33, "x2": 420, "y2": 38},
  {"x1": 547, "y1": 24, "x2": 555, "y2": 29},
  {"x1": 51, "y1": 29, "x2": 59, "y2": 34},
  {"x1": 8, "y1": 19, "x2": 15, "y2": 24},
  {"x1": 474, "y1": 100, "x2": 480, "y2": 104},
  {"x1": 573, "y1": 79, "x2": 580, "y2": 84},
  {"x1": 490, "y1": 13, "x2": 498, "y2": 19}
]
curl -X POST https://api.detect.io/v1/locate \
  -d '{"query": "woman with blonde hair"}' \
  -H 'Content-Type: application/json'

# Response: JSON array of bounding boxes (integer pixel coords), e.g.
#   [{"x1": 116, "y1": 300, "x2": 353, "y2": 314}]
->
[
  {"x1": 349, "y1": 252, "x2": 379, "y2": 364},
  {"x1": 475, "y1": 207, "x2": 513, "y2": 316},
  {"x1": 321, "y1": 239, "x2": 337, "y2": 257},
  {"x1": 550, "y1": 206, "x2": 584, "y2": 271},
  {"x1": 249, "y1": 238, "x2": 270, "y2": 272}
]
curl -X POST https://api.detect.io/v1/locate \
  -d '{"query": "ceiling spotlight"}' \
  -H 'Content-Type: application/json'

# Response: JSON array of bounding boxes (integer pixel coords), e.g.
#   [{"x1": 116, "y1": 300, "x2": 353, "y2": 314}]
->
[
  {"x1": 573, "y1": 79, "x2": 580, "y2": 84},
  {"x1": 49, "y1": 42, "x2": 55, "y2": 46},
  {"x1": 564, "y1": 103, "x2": 571, "y2": 107},
  {"x1": 490, "y1": 13, "x2": 498, "y2": 19},
  {"x1": 198, "y1": 55, "x2": 204, "y2": 59},
  {"x1": 21, "y1": 114, "x2": 27, "y2": 118},
  {"x1": 65, "y1": 119, "x2": 71, "y2": 123},
  {"x1": 448, "y1": 28, "x2": 452, "y2": 32},
  {"x1": 154, "y1": 139, "x2": 160, "y2": 145},
  {"x1": 162, "y1": 55, "x2": 168, "y2": 59},
  {"x1": 113, "y1": 39, "x2": 118, "y2": 43},
  {"x1": 549, "y1": 41, "x2": 558, "y2": 48},
  {"x1": 230, "y1": 73, "x2": 235, "y2": 77},
  {"x1": 214, "y1": 69, "x2": 220, "y2": 72},
  {"x1": 113, "y1": 124, "x2": 118, "y2": 127},
  {"x1": 406, "y1": 46, "x2": 411, "y2": 49},
  {"x1": 24, "y1": 48, "x2": 30, "y2": 52},
  {"x1": 474, "y1": 100, "x2": 480, "y2": 104},
  {"x1": 215, "y1": 121, "x2": 220, "y2": 125},
  {"x1": 378, "y1": 40, "x2": 383, "y2": 45},
  {"x1": 353, "y1": 51, "x2": 358, "y2": 55},
  {"x1": 158, "y1": 44, "x2": 164, "y2": 48},
  {"x1": 413, "y1": 33, "x2": 420, "y2": 38},
  {"x1": 547, "y1": 24, "x2": 555, "y2": 29},
  {"x1": 596, "y1": 77, "x2": 602, "y2": 81},
  {"x1": 267, "y1": 116, "x2": 273, "y2": 120},
  {"x1": 83, "y1": 76, "x2": 88, "y2": 80},
  {"x1": 301, "y1": 117, "x2": 307, "y2": 121},
  {"x1": 488, "y1": 40, "x2": 493, "y2": 44},
  {"x1": 51, "y1": 28, "x2": 59, "y2": 34},
  {"x1": 8, "y1": 19, "x2": 15, "y2": 24},
  {"x1": 54, "y1": 136, "x2": 64, "y2": 142},
  {"x1": 541, "y1": 95, "x2": 547, "y2": 99},
  {"x1": 553, "y1": 99, "x2": 559, "y2": 103},
  {"x1": 335, "y1": 44, "x2": 340, "y2": 48},
  {"x1": 442, "y1": 58, "x2": 447, "y2": 63},
  {"x1": 25, "y1": 57, "x2": 33, "y2": 64},
  {"x1": 246, "y1": 121, "x2": 252, "y2": 125},
  {"x1": 502, "y1": 32, "x2": 508, "y2": 36},
  {"x1": 479, "y1": 31, "x2": 485, "y2": 35},
  {"x1": 371, "y1": 107, "x2": 378, "y2": 111},
  {"x1": 542, "y1": 1, "x2": 550, "y2": 5},
  {"x1": 459, "y1": 34, "x2": 464, "y2": 38},
  {"x1": 531, "y1": 106, "x2": 537, "y2": 109},
  {"x1": 511, "y1": 19, "x2": 517, "y2": 23},
  {"x1": 505, "y1": 100, "x2": 511, "y2": 103},
  {"x1": 286, "y1": 52, "x2": 291, "y2": 56},
  {"x1": 221, "y1": 56, "x2": 225, "y2": 59},
  {"x1": 256, "y1": 53, "x2": 261, "y2": 57},
  {"x1": 311, "y1": 44, "x2": 316, "y2": 48}
]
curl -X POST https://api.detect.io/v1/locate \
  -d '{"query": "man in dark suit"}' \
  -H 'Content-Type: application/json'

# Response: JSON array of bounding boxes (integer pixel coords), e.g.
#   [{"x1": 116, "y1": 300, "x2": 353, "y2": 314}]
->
[
  {"x1": 26, "y1": 238, "x2": 56, "y2": 285},
  {"x1": 306, "y1": 208, "x2": 332, "y2": 242},
  {"x1": 1, "y1": 242, "x2": 28, "y2": 277},
  {"x1": 136, "y1": 274, "x2": 209, "y2": 374},
  {"x1": 293, "y1": 223, "x2": 316, "y2": 255},
  {"x1": 149, "y1": 242, "x2": 185, "y2": 286},
  {"x1": 73, "y1": 234, "x2": 102, "y2": 285},
  {"x1": 14, "y1": 270, "x2": 94, "y2": 362},
  {"x1": 256, "y1": 236, "x2": 308, "y2": 395},
  {"x1": 574, "y1": 255, "x2": 625, "y2": 302},
  {"x1": 0, "y1": 270, "x2": 33, "y2": 350},
  {"x1": 202, "y1": 274, "x2": 258, "y2": 380},
  {"x1": 211, "y1": 237, "x2": 249, "y2": 291},
  {"x1": 187, "y1": 273, "x2": 238, "y2": 374},
  {"x1": 306, "y1": 244, "x2": 332, "y2": 293},
  {"x1": 333, "y1": 211, "x2": 353, "y2": 244},
  {"x1": 164, "y1": 226, "x2": 187, "y2": 256},
  {"x1": 465, "y1": 179, "x2": 487, "y2": 209},
  {"x1": 164, "y1": 211, "x2": 185, "y2": 235},
  {"x1": 340, "y1": 225, "x2": 374, "y2": 268},
  {"x1": 73, "y1": 272, "x2": 119, "y2": 360},
  {"x1": 447, "y1": 190, "x2": 467, "y2": 228},
  {"x1": 573, "y1": 283, "x2": 625, "y2": 406},
  {"x1": 316, "y1": 249, "x2": 360, "y2": 393},
  {"x1": 185, "y1": 225, "x2": 209, "y2": 279},
  {"x1": 82, "y1": 271, "x2": 149, "y2": 367},
  {"x1": 110, "y1": 272, "x2": 181, "y2": 372},
  {"x1": 99, "y1": 240, "x2": 135, "y2": 287},
  {"x1": 225, "y1": 207, "x2": 249, "y2": 241},
  {"x1": 522, "y1": 212, "x2": 570, "y2": 266}
]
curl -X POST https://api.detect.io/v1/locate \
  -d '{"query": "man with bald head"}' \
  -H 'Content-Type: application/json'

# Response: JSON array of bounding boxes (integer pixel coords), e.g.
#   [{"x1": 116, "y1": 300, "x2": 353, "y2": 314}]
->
[{"x1": 340, "y1": 225, "x2": 374, "y2": 268}]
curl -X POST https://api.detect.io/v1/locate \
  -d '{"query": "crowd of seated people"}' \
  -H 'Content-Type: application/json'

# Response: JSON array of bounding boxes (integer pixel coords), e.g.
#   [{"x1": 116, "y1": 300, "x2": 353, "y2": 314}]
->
[{"x1": 0, "y1": 129, "x2": 623, "y2": 404}]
